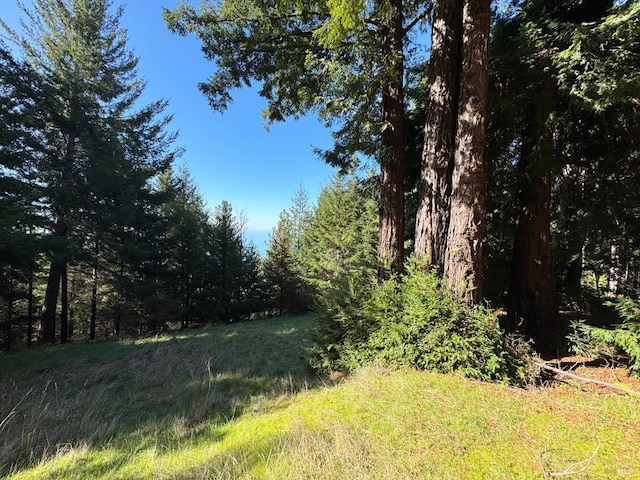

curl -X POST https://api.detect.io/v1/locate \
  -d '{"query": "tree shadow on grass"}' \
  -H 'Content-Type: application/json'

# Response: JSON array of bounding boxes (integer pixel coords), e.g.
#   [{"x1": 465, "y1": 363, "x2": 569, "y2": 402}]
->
[
  {"x1": 37, "y1": 430, "x2": 293, "y2": 480},
  {"x1": 0, "y1": 315, "x2": 321, "y2": 476}
]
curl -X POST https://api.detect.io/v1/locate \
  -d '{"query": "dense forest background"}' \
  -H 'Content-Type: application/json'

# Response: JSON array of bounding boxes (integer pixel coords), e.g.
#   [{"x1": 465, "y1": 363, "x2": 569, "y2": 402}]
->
[{"x1": 1, "y1": 0, "x2": 639, "y2": 376}]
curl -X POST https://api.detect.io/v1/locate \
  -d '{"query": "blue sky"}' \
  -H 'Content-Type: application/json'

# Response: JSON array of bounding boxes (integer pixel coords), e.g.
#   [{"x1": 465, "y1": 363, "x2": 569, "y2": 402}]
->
[{"x1": 1, "y1": 0, "x2": 337, "y2": 249}]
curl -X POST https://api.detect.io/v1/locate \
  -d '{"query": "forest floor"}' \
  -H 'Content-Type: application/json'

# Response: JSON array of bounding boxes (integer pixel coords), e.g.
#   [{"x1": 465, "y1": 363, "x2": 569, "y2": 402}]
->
[
  {"x1": 543, "y1": 354, "x2": 640, "y2": 396},
  {"x1": 543, "y1": 308, "x2": 640, "y2": 396},
  {"x1": 1, "y1": 315, "x2": 639, "y2": 479}
]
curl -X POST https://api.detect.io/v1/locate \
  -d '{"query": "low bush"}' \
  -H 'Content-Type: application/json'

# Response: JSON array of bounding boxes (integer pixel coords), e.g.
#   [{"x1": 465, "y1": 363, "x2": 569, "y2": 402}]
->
[{"x1": 309, "y1": 259, "x2": 536, "y2": 385}]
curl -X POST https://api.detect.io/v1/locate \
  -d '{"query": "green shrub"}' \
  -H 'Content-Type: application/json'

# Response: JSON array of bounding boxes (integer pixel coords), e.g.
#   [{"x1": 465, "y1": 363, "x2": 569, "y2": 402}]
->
[
  {"x1": 570, "y1": 293, "x2": 640, "y2": 377},
  {"x1": 309, "y1": 259, "x2": 536, "y2": 385},
  {"x1": 307, "y1": 265, "x2": 379, "y2": 374}
]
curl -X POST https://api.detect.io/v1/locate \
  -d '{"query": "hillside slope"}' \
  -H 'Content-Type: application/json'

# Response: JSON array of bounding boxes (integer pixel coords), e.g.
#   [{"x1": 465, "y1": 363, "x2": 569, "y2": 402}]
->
[{"x1": 1, "y1": 315, "x2": 639, "y2": 479}]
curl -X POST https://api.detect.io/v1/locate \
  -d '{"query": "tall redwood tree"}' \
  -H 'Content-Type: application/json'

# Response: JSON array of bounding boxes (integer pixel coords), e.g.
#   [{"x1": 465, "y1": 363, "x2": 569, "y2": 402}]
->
[
  {"x1": 414, "y1": 0, "x2": 462, "y2": 272},
  {"x1": 443, "y1": 0, "x2": 490, "y2": 302},
  {"x1": 415, "y1": 0, "x2": 490, "y2": 302}
]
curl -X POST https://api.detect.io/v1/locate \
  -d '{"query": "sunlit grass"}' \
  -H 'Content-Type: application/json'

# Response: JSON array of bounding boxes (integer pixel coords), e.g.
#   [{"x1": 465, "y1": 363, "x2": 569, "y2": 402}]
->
[{"x1": 2, "y1": 314, "x2": 639, "y2": 479}]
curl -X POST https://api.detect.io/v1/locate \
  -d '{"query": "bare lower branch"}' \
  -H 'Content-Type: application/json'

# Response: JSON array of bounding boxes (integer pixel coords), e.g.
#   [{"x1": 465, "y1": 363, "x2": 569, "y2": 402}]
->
[{"x1": 403, "y1": 6, "x2": 433, "y2": 35}]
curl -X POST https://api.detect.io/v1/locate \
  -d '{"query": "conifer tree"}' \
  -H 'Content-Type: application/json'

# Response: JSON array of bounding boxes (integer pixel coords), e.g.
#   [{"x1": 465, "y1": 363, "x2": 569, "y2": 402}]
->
[
  {"x1": 301, "y1": 173, "x2": 378, "y2": 293},
  {"x1": 288, "y1": 185, "x2": 312, "y2": 258},
  {"x1": 0, "y1": 46, "x2": 48, "y2": 349},
  {"x1": 264, "y1": 210, "x2": 309, "y2": 315},
  {"x1": 155, "y1": 168, "x2": 210, "y2": 327},
  {"x1": 487, "y1": 0, "x2": 640, "y2": 349},
  {"x1": 2, "y1": 0, "x2": 176, "y2": 343},
  {"x1": 263, "y1": 211, "x2": 301, "y2": 316},
  {"x1": 239, "y1": 242, "x2": 268, "y2": 319},
  {"x1": 209, "y1": 201, "x2": 247, "y2": 322},
  {"x1": 414, "y1": 0, "x2": 491, "y2": 302},
  {"x1": 263, "y1": 187, "x2": 316, "y2": 315}
]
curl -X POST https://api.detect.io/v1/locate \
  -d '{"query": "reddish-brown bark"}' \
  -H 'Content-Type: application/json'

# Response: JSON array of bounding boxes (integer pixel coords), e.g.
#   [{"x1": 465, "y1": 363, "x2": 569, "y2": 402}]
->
[
  {"x1": 414, "y1": 0, "x2": 463, "y2": 272},
  {"x1": 443, "y1": 0, "x2": 490, "y2": 303},
  {"x1": 377, "y1": 0, "x2": 406, "y2": 277},
  {"x1": 508, "y1": 111, "x2": 560, "y2": 350}
]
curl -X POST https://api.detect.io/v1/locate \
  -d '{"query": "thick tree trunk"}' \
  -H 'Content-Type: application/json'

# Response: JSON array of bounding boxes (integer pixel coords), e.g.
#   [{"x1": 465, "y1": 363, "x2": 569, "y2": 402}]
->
[
  {"x1": 442, "y1": 0, "x2": 490, "y2": 303},
  {"x1": 378, "y1": 0, "x2": 406, "y2": 277},
  {"x1": 508, "y1": 109, "x2": 561, "y2": 351},
  {"x1": 41, "y1": 261, "x2": 62, "y2": 343},
  {"x1": 415, "y1": 0, "x2": 463, "y2": 272}
]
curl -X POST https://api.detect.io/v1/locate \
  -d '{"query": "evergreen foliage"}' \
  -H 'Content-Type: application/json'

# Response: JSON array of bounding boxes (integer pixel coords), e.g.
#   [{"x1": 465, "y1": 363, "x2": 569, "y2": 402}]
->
[
  {"x1": 262, "y1": 186, "x2": 314, "y2": 316},
  {"x1": 163, "y1": 0, "x2": 428, "y2": 167},
  {"x1": 0, "y1": 46, "x2": 47, "y2": 349},
  {"x1": 156, "y1": 168, "x2": 210, "y2": 327},
  {"x1": 571, "y1": 293, "x2": 640, "y2": 377},
  {"x1": 1, "y1": 0, "x2": 178, "y2": 345},
  {"x1": 209, "y1": 200, "x2": 260, "y2": 322},
  {"x1": 487, "y1": 0, "x2": 640, "y2": 348},
  {"x1": 263, "y1": 211, "x2": 302, "y2": 315},
  {"x1": 163, "y1": 0, "x2": 433, "y2": 275},
  {"x1": 310, "y1": 259, "x2": 536, "y2": 385},
  {"x1": 237, "y1": 242, "x2": 268, "y2": 319},
  {"x1": 300, "y1": 172, "x2": 378, "y2": 293},
  {"x1": 287, "y1": 185, "x2": 312, "y2": 260},
  {"x1": 1, "y1": 0, "x2": 638, "y2": 371},
  {"x1": 554, "y1": 3, "x2": 640, "y2": 111}
]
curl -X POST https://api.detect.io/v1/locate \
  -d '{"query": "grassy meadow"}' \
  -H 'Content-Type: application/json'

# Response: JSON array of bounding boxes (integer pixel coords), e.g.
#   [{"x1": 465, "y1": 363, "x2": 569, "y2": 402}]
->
[{"x1": 1, "y1": 315, "x2": 639, "y2": 479}]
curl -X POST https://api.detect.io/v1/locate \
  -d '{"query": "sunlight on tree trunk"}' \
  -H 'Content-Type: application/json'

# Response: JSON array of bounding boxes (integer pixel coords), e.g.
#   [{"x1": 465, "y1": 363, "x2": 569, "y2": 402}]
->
[
  {"x1": 415, "y1": 0, "x2": 462, "y2": 273},
  {"x1": 442, "y1": 0, "x2": 490, "y2": 303},
  {"x1": 377, "y1": 0, "x2": 406, "y2": 278}
]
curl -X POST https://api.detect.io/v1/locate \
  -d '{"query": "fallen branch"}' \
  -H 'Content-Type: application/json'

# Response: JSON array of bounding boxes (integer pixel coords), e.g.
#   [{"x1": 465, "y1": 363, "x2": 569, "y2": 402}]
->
[
  {"x1": 538, "y1": 440, "x2": 601, "y2": 478},
  {"x1": 536, "y1": 362, "x2": 640, "y2": 396}
]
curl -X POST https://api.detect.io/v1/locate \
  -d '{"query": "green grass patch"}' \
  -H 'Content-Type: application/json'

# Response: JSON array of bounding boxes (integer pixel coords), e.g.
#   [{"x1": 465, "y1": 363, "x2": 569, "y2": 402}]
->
[{"x1": 2, "y1": 315, "x2": 639, "y2": 479}]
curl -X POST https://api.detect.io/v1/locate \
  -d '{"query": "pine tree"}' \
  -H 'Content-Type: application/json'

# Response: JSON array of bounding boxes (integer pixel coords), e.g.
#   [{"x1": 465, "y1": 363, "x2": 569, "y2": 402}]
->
[
  {"x1": 156, "y1": 168, "x2": 210, "y2": 328},
  {"x1": 263, "y1": 187, "x2": 317, "y2": 316},
  {"x1": 288, "y1": 185, "x2": 312, "y2": 257},
  {"x1": 237, "y1": 242, "x2": 268, "y2": 320},
  {"x1": 2, "y1": 0, "x2": 176, "y2": 343},
  {"x1": 263, "y1": 211, "x2": 299, "y2": 316},
  {"x1": 209, "y1": 201, "x2": 246, "y2": 322},
  {"x1": 114, "y1": 182, "x2": 176, "y2": 335},
  {"x1": 301, "y1": 173, "x2": 378, "y2": 293},
  {"x1": 0, "y1": 46, "x2": 47, "y2": 349},
  {"x1": 302, "y1": 172, "x2": 379, "y2": 371}
]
